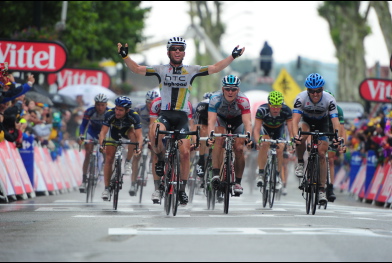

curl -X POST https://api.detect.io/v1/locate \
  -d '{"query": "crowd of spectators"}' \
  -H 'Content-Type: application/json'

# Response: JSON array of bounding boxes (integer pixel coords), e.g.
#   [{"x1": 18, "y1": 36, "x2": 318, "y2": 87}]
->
[{"x1": 0, "y1": 65, "x2": 86, "y2": 161}]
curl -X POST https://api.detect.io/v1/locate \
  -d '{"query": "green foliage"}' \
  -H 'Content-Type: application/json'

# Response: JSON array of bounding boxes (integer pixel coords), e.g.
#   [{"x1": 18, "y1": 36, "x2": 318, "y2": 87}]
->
[{"x1": 0, "y1": 1, "x2": 150, "y2": 68}]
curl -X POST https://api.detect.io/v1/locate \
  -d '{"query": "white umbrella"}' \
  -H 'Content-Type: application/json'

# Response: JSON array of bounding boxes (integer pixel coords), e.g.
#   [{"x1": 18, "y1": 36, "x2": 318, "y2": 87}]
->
[{"x1": 58, "y1": 84, "x2": 117, "y2": 107}]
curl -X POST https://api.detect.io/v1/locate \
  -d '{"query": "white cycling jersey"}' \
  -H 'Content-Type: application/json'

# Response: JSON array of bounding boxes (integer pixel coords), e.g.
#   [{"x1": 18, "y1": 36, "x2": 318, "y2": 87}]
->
[
  {"x1": 145, "y1": 64, "x2": 209, "y2": 113},
  {"x1": 293, "y1": 91, "x2": 338, "y2": 120}
]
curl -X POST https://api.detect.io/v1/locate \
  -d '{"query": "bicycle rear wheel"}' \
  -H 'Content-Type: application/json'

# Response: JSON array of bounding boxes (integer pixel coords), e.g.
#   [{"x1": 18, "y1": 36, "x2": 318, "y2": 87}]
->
[
  {"x1": 172, "y1": 149, "x2": 181, "y2": 216},
  {"x1": 188, "y1": 163, "x2": 197, "y2": 204},
  {"x1": 113, "y1": 158, "x2": 121, "y2": 210},
  {"x1": 269, "y1": 156, "x2": 277, "y2": 208}
]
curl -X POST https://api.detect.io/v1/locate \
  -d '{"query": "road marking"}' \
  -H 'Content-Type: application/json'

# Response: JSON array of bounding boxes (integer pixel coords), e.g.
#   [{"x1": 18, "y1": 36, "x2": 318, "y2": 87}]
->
[{"x1": 108, "y1": 227, "x2": 390, "y2": 237}]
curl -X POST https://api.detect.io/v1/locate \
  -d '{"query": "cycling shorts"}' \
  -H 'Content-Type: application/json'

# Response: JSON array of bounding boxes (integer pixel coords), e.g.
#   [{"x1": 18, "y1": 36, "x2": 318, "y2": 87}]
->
[
  {"x1": 300, "y1": 117, "x2": 329, "y2": 142},
  {"x1": 259, "y1": 125, "x2": 285, "y2": 141},
  {"x1": 216, "y1": 115, "x2": 244, "y2": 134},
  {"x1": 156, "y1": 110, "x2": 190, "y2": 140}
]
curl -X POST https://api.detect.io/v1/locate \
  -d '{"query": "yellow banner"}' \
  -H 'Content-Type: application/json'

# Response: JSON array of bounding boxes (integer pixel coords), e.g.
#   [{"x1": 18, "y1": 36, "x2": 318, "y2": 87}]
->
[{"x1": 272, "y1": 68, "x2": 302, "y2": 109}]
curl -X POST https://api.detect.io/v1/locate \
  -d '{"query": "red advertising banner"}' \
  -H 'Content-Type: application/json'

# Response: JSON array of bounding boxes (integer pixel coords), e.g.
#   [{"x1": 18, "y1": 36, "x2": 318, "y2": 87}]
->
[
  {"x1": 359, "y1": 78, "x2": 392, "y2": 103},
  {"x1": 34, "y1": 147, "x2": 55, "y2": 192},
  {"x1": 47, "y1": 68, "x2": 111, "y2": 90},
  {"x1": 0, "y1": 39, "x2": 67, "y2": 73},
  {"x1": 365, "y1": 165, "x2": 385, "y2": 201},
  {"x1": 375, "y1": 163, "x2": 392, "y2": 203},
  {"x1": 0, "y1": 142, "x2": 25, "y2": 195}
]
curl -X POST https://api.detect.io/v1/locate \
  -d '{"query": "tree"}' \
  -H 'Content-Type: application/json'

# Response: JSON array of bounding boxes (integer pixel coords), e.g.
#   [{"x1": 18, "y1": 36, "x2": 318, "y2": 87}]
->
[
  {"x1": 370, "y1": 1, "x2": 392, "y2": 56},
  {"x1": 189, "y1": 1, "x2": 225, "y2": 100},
  {"x1": 318, "y1": 2, "x2": 370, "y2": 104},
  {"x1": 0, "y1": 1, "x2": 149, "y2": 68}
]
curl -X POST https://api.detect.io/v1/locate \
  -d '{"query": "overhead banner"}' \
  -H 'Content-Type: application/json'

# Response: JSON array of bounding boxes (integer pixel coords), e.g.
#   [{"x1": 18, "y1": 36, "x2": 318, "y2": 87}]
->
[
  {"x1": 359, "y1": 78, "x2": 392, "y2": 103},
  {"x1": 0, "y1": 39, "x2": 67, "y2": 73},
  {"x1": 47, "y1": 68, "x2": 111, "y2": 90}
]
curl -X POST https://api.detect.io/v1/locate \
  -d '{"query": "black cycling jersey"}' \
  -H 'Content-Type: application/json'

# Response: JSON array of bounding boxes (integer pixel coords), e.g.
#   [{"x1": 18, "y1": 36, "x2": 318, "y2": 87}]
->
[
  {"x1": 255, "y1": 103, "x2": 292, "y2": 140},
  {"x1": 194, "y1": 99, "x2": 209, "y2": 126},
  {"x1": 102, "y1": 108, "x2": 141, "y2": 140}
]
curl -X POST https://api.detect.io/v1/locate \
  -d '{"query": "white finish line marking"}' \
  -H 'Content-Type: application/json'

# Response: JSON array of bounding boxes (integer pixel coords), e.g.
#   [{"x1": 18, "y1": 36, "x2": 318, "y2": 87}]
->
[{"x1": 108, "y1": 227, "x2": 388, "y2": 237}]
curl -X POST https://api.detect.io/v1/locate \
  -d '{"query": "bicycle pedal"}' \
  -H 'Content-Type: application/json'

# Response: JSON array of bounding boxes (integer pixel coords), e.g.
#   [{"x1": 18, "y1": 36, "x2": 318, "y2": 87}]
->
[{"x1": 153, "y1": 200, "x2": 160, "y2": 204}]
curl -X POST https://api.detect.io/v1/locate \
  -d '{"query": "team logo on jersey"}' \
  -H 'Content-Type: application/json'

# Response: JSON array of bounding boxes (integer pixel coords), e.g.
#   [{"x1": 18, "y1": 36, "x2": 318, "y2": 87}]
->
[
  {"x1": 181, "y1": 68, "x2": 189, "y2": 75},
  {"x1": 329, "y1": 101, "x2": 336, "y2": 111},
  {"x1": 294, "y1": 99, "x2": 302, "y2": 108}
]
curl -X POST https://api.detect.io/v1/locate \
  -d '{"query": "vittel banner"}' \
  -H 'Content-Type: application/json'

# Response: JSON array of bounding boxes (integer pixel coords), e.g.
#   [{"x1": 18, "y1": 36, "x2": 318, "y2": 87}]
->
[
  {"x1": 47, "y1": 68, "x2": 111, "y2": 90},
  {"x1": 359, "y1": 78, "x2": 392, "y2": 103},
  {"x1": 0, "y1": 39, "x2": 67, "y2": 73}
]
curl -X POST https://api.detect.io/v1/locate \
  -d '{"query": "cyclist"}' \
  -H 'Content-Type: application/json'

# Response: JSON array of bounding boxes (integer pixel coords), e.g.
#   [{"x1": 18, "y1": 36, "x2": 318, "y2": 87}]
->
[
  {"x1": 292, "y1": 73, "x2": 343, "y2": 204},
  {"x1": 118, "y1": 37, "x2": 245, "y2": 205},
  {"x1": 149, "y1": 96, "x2": 194, "y2": 204},
  {"x1": 207, "y1": 75, "x2": 254, "y2": 195},
  {"x1": 252, "y1": 91, "x2": 294, "y2": 191},
  {"x1": 193, "y1": 92, "x2": 214, "y2": 184},
  {"x1": 324, "y1": 90, "x2": 347, "y2": 202},
  {"x1": 98, "y1": 96, "x2": 143, "y2": 201},
  {"x1": 128, "y1": 89, "x2": 160, "y2": 196},
  {"x1": 78, "y1": 93, "x2": 109, "y2": 193}
]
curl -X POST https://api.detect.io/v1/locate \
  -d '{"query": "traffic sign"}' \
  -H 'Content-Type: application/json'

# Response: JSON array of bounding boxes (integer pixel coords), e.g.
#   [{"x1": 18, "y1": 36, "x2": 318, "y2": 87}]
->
[{"x1": 272, "y1": 68, "x2": 302, "y2": 108}]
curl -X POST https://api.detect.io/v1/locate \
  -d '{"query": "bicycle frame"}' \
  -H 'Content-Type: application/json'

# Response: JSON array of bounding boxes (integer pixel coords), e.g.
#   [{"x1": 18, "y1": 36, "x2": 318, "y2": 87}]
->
[
  {"x1": 155, "y1": 124, "x2": 200, "y2": 216},
  {"x1": 298, "y1": 128, "x2": 338, "y2": 215},
  {"x1": 103, "y1": 138, "x2": 139, "y2": 210},
  {"x1": 259, "y1": 138, "x2": 290, "y2": 209},
  {"x1": 199, "y1": 135, "x2": 216, "y2": 210},
  {"x1": 211, "y1": 126, "x2": 249, "y2": 214}
]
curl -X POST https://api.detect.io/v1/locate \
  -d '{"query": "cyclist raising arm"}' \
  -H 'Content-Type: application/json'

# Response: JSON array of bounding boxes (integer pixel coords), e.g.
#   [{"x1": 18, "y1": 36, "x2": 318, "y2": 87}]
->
[
  {"x1": 207, "y1": 75, "x2": 254, "y2": 195},
  {"x1": 253, "y1": 91, "x2": 294, "y2": 191},
  {"x1": 292, "y1": 73, "x2": 343, "y2": 203},
  {"x1": 78, "y1": 94, "x2": 109, "y2": 193},
  {"x1": 98, "y1": 96, "x2": 143, "y2": 201},
  {"x1": 118, "y1": 37, "x2": 244, "y2": 205}
]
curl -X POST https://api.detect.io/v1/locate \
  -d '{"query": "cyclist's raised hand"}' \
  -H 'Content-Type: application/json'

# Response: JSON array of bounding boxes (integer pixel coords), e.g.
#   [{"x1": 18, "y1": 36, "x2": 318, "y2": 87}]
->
[
  {"x1": 118, "y1": 43, "x2": 128, "y2": 58},
  {"x1": 232, "y1": 45, "x2": 245, "y2": 59}
]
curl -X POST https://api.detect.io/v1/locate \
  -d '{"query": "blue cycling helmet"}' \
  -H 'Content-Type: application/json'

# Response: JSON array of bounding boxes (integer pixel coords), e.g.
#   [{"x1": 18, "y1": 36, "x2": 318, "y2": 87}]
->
[
  {"x1": 203, "y1": 92, "x2": 213, "y2": 100},
  {"x1": 222, "y1": 75, "x2": 241, "y2": 87},
  {"x1": 146, "y1": 90, "x2": 159, "y2": 101},
  {"x1": 115, "y1": 96, "x2": 132, "y2": 108},
  {"x1": 304, "y1": 73, "x2": 325, "y2": 89}
]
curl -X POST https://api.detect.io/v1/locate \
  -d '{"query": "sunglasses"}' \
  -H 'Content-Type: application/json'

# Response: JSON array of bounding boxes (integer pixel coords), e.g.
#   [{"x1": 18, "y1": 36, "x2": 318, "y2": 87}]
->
[
  {"x1": 169, "y1": 46, "x2": 185, "y2": 52},
  {"x1": 224, "y1": 87, "x2": 239, "y2": 92},
  {"x1": 269, "y1": 104, "x2": 282, "y2": 109},
  {"x1": 307, "y1": 88, "x2": 323, "y2": 94}
]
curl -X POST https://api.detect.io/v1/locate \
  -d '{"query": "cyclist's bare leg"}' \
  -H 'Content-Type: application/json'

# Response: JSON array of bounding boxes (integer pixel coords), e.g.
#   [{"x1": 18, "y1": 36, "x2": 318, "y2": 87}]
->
[
  {"x1": 103, "y1": 146, "x2": 117, "y2": 188},
  {"x1": 179, "y1": 139, "x2": 191, "y2": 183},
  {"x1": 212, "y1": 126, "x2": 225, "y2": 171},
  {"x1": 296, "y1": 122, "x2": 309, "y2": 161},
  {"x1": 328, "y1": 150, "x2": 336, "y2": 184},
  {"x1": 233, "y1": 138, "x2": 246, "y2": 178},
  {"x1": 82, "y1": 143, "x2": 93, "y2": 178},
  {"x1": 276, "y1": 143, "x2": 285, "y2": 174},
  {"x1": 132, "y1": 154, "x2": 141, "y2": 182},
  {"x1": 258, "y1": 136, "x2": 270, "y2": 171},
  {"x1": 149, "y1": 122, "x2": 166, "y2": 158},
  {"x1": 318, "y1": 141, "x2": 329, "y2": 188}
]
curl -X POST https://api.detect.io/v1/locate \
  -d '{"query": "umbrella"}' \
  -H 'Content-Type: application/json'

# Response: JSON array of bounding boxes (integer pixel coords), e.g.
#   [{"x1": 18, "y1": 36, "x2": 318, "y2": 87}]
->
[
  {"x1": 58, "y1": 84, "x2": 117, "y2": 106},
  {"x1": 25, "y1": 91, "x2": 54, "y2": 106},
  {"x1": 50, "y1": 93, "x2": 78, "y2": 108}
]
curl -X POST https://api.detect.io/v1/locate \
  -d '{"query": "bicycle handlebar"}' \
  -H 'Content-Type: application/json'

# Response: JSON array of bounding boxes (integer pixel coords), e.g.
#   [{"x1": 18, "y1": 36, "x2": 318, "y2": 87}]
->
[
  {"x1": 211, "y1": 131, "x2": 250, "y2": 139},
  {"x1": 102, "y1": 139, "x2": 139, "y2": 151},
  {"x1": 154, "y1": 124, "x2": 200, "y2": 148},
  {"x1": 259, "y1": 138, "x2": 291, "y2": 145}
]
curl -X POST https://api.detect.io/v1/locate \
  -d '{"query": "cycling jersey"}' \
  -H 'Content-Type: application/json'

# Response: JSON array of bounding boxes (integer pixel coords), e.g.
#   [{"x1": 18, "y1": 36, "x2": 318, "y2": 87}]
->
[
  {"x1": 255, "y1": 103, "x2": 292, "y2": 140},
  {"x1": 150, "y1": 97, "x2": 193, "y2": 120},
  {"x1": 102, "y1": 108, "x2": 141, "y2": 141},
  {"x1": 328, "y1": 105, "x2": 344, "y2": 130},
  {"x1": 208, "y1": 91, "x2": 251, "y2": 119},
  {"x1": 145, "y1": 64, "x2": 209, "y2": 113},
  {"x1": 79, "y1": 106, "x2": 109, "y2": 139},
  {"x1": 293, "y1": 91, "x2": 338, "y2": 120},
  {"x1": 193, "y1": 99, "x2": 209, "y2": 125},
  {"x1": 133, "y1": 103, "x2": 150, "y2": 134}
]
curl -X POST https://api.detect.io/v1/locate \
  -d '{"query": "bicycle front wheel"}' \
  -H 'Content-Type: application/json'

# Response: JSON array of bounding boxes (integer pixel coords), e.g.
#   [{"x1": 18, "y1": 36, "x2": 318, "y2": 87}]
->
[
  {"x1": 223, "y1": 151, "x2": 232, "y2": 214},
  {"x1": 262, "y1": 163, "x2": 270, "y2": 208},
  {"x1": 138, "y1": 155, "x2": 147, "y2": 204},
  {"x1": 172, "y1": 149, "x2": 181, "y2": 216},
  {"x1": 164, "y1": 161, "x2": 172, "y2": 215},
  {"x1": 269, "y1": 156, "x2": 277, "y2": 208},
  {"x1": 86, "y1": 155, "x2": 96, "y2": 203},
  {"x1": 113, "y1": 158, "x2": 121, "y2": 210},
  {"x1": 311, "y1": 154, "x2": 320, "y2": 215}
]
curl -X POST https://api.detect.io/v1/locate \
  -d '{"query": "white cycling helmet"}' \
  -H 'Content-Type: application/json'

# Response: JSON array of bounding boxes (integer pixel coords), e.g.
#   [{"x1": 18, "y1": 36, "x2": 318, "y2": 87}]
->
[
  {"x1": 94, "y1": 93, "x2": 109, "y2": 103},
  {"x1": 167, "y1": 37, "x2": 186, "y2": 51},
  {"x1": 146, "y1": 90, "x2": 160, "y2": 101}
]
